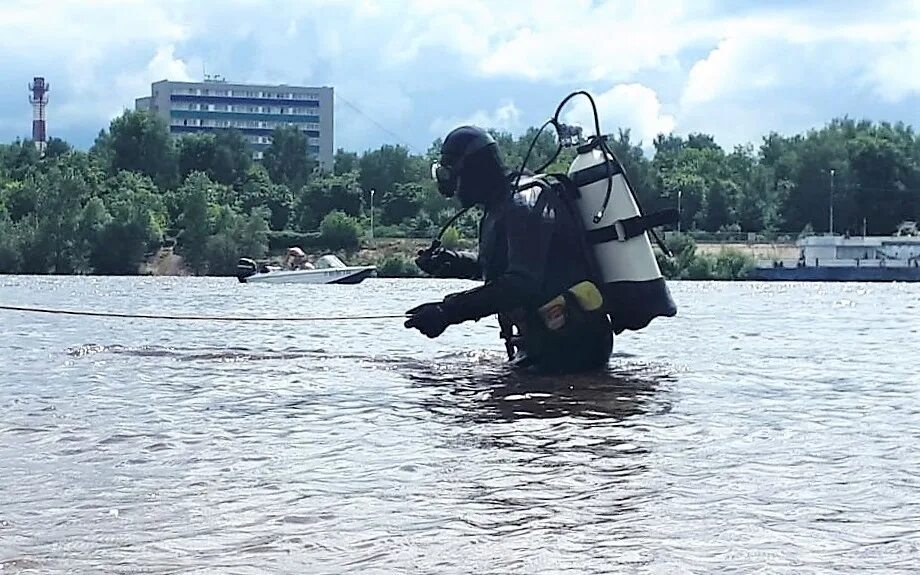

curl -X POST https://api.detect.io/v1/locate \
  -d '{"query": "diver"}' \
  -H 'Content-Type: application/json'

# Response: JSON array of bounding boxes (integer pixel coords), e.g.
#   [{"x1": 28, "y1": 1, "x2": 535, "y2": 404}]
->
[{"x1": 404, "y1": 126, "x2": 614, "y2": 374}]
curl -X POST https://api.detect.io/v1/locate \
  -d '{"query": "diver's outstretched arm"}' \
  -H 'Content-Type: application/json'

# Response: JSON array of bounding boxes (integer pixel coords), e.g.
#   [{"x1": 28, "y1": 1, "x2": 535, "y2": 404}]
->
[
  {"x1": 415, "y1": 248, "x2": 482, "y2": 280},
  {"x1": 439, "y1": 200, "x2": 553, "y2": 322}
]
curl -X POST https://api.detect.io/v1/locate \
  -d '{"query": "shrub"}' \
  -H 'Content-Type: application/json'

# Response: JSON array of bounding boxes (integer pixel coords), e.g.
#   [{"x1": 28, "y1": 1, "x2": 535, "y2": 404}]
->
[
  {"x1": 319, "y1": 211, "x2": 362, "y2": 252},
  {"x1": 685, "y1": 253, "x2": 715, "y2": 279},
  {"x1": 440, "y1": 226, "x2": 461, "y2": 250},
  {"x1": 377, "y1": 254, "x2": 421, "y2": 278},
  {"x1": 714, "y1": 248, "x2": 755, "y2": 279}
]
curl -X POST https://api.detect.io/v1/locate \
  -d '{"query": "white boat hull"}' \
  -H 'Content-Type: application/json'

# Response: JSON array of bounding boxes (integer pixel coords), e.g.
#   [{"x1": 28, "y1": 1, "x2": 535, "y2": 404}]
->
[{"x1": 241, "y1": 266, "x2": 376, "y2": 284}]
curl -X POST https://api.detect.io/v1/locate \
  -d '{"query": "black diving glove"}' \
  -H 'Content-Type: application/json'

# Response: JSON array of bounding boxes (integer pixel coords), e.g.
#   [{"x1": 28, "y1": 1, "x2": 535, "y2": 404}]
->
[
  {"x1": 415, "y1": 247, "x2": 480, "y2": 279},
  {"x1": 404, "y1": 302, "x2": 452, "y2": 338}
]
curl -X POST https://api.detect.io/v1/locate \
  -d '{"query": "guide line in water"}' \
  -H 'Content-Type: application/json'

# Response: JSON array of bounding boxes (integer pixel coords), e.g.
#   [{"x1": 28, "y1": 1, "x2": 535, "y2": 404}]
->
[{"x1": 0, "y1": 304, "x2": 407, "y2": 322}]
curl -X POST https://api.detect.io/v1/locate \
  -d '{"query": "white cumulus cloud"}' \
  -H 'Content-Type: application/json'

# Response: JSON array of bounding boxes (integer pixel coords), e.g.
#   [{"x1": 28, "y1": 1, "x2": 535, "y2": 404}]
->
[
  {"x1": 0, "y1": 0, "x2": 918, "y2": 152},
  {"x1": 563, "y1": 85, "x2": 676, "y2": 150},
  {"x1": 429, "y1": 100, "x2": 523, "y2": 135}
]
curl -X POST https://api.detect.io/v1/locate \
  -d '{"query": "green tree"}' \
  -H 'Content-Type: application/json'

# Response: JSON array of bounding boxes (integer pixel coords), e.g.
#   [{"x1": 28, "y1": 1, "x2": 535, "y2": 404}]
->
[
  {"x1": 44, "y1": 137, "x2": 72, "y2": 159},
  {"x1": 607, "y1": 128, "x2": 656, "y2": 209},
  {"x1": 175, "y1": 172, "x2": 212, "y2": 275},
  {"x1": 293, "y1": 171, "x2": 362, "y2": 231},
  {"x1": 334, "y1": 149, "x2": 359, "y2": 175},
  {"x1": 212, "y1": 129, "x2": 253, "y2": 185},
  {"x1": 90, "y1": 172, "x2": 166, "y2": 274},
  {"x1": 263, "y1": 125, "x2": 315, "y2": 191},
  {"x1": 358, "y1": 144, "x2": 413, "y2": 197},
  {"x1": 0, "y1": 139, "x2": 40, "y2": 181},
  {"x1": 100, "y1": 110, "x2": 178, "y2": 189},
  {"x1": 177, "y1": 133, "x2": 217, "y2": 182},
  {"x1": 203, "y1": 206, "x2": 270, "y2": 276},
  {"x1": 237, "y1": 166, "x2": 293, "y2": 230},
  {"x1": 380, "y1": 182, "x2": 424, "y2": 225},
  {"x1": 0, "y1": 208, "x2": 21, "y2": 273}
]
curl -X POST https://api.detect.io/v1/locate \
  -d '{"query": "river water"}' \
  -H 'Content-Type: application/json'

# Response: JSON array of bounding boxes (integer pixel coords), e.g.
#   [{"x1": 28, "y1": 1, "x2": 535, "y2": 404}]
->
[{"x1": 1, "y1": 276, "x2": 918, "y2": 574}]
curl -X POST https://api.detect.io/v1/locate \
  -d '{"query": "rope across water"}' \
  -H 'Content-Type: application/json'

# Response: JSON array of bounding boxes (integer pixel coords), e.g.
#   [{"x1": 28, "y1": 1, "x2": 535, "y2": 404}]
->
[{"x1": 0, "y1": 304, "x2": 406, "y2": 322}]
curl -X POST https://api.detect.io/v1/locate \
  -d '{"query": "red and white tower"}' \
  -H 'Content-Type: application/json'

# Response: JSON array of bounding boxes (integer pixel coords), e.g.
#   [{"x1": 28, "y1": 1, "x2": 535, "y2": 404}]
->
[{"x1": 29, "y1": 77, "x2": 50, "y2": 155}]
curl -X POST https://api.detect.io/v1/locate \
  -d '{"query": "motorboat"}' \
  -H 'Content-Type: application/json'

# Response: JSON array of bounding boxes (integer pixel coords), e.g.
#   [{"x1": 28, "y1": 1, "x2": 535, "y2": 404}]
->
[{"x1": 237, "y1": 254, "x2": 376, "y2": 284}]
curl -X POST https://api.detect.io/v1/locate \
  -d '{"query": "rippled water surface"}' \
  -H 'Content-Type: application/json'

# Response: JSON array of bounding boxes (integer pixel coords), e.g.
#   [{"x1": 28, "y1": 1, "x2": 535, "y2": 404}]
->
[{"x1": 1, "y1": 276, "x2": 919, "y2": 574}]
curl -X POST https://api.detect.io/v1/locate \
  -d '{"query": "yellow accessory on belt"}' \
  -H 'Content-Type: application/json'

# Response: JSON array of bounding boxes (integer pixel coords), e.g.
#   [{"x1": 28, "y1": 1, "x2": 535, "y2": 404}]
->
[{"x1": 538, "y1": 281, "x2": 604, "y2": 331}]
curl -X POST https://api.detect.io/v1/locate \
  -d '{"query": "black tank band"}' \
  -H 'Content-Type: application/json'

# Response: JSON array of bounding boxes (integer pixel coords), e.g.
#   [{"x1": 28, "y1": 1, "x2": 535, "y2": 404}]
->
[
  {"x1": 570, "y1": 160, "x2": 624, "y2": 187},
  {"x1": 586, "y1": 209, "x2": 679, "y2": 243}
]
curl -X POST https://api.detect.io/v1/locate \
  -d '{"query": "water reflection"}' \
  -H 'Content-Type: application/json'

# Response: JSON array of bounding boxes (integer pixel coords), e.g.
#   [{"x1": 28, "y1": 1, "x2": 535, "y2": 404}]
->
[
  {"x1": 64, "y1": 342, "x2": 677, "y2": 426},
  {"x1": 400, "y1": 351, "x2": 677, "y2": 423}
]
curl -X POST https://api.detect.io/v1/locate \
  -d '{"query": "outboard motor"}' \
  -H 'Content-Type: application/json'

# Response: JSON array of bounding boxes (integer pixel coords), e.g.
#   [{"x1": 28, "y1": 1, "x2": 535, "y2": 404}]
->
[{"x1": 237, "y1": 258, "x2": 258, "y2": 283}]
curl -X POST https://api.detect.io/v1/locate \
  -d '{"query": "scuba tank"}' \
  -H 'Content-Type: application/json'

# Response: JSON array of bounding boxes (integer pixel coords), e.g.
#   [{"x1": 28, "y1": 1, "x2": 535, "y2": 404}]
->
[{"x1": 567, "y1": 140, "x2": 678, "y2": 333}]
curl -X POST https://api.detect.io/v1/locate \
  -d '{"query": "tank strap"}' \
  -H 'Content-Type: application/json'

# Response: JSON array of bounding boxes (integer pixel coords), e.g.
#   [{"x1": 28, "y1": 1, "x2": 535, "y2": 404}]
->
[
  {"x1": 547, "y1": 173, "x2": 582, "y2": 199},
  {"x1": 586, "y1": 208, "x2": 679, "y2": 244}
]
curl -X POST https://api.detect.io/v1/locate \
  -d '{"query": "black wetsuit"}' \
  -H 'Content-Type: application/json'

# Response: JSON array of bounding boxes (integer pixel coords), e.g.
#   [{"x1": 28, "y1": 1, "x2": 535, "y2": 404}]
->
[{"x1": 436, "y1": 177, "x2": 614, "y2": 373}]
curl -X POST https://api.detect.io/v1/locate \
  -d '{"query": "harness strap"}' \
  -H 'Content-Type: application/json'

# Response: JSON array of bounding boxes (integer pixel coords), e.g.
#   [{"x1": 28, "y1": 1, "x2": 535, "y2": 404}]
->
[{"x1": 586, "y1": 208, "x2": 679, "y2": 244}]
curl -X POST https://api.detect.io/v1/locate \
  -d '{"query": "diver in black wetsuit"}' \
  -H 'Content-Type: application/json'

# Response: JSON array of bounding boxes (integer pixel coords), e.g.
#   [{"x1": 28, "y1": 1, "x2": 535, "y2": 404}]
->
[{"x1": 403, "y1": 126, "x2": 613, "y2": 374}]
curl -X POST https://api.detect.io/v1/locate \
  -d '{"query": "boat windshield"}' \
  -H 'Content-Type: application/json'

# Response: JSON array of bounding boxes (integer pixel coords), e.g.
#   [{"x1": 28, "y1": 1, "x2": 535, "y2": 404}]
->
[{"x1": 315, "y1": 255, "x2": 347, "y2": 269}]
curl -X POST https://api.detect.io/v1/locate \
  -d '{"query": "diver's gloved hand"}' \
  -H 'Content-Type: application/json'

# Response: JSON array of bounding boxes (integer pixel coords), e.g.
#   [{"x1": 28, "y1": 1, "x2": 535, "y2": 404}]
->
[
  {"x1": 415, "y1": 247, "x2": 480, "y2": 279},
  {"x1": 415, "y1": 247, "x2": 455, "y2": 276},
  {"x1": 404, "y1": 302, "x2": 451, "y2": 338}
]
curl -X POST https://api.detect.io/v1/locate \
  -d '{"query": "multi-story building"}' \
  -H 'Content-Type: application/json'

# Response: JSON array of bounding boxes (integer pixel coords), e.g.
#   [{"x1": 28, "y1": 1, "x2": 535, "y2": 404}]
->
[{"x1": 135, "y1": 77, "x2": 333, "y2": 170}]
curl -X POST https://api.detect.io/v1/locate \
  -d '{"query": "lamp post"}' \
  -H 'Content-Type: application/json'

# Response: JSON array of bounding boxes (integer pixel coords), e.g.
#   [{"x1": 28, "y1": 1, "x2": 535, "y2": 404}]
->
[
  {"x1": 828, "y1": 169, "x2": 835, "y2": 236},
  {"x1": 369, "y1": 188, "x2": 375, "y2": 245},
  {"x1": 677, "y1": 189, "x2": 683, "y2": 234}
]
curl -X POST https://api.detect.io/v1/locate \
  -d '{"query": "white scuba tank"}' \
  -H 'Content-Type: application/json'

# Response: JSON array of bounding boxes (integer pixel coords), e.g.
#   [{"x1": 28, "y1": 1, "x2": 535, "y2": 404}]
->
[{"x1": 567, "y1": 145, "x2": 677, "y2": 333}]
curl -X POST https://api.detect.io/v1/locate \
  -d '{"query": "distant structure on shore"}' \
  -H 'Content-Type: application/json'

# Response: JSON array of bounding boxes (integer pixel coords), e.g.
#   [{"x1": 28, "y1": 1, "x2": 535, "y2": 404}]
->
[
  {"x1": 29, "y1": 77, "x2": 49, "y2": 156},
  {"x1": 750, "y1": 233, "x2": 920, "y2": 282},
  {"x1": 135, "y1": 75, "x2": 333, "y2": 170}
]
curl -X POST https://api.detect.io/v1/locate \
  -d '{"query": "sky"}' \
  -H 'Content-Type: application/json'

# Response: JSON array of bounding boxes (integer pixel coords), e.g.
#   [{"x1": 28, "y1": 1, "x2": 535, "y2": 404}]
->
[{"x1": 1, "y1": 0, "x2": 918, "y2": 156}]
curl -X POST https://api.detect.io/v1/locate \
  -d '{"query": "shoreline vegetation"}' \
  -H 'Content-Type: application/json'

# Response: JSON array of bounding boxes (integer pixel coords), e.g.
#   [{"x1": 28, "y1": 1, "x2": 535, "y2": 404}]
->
[
  {"x1": 142, "y1": 236, "x2": 784, "y2": 280},
  {"x1": 2, "y1": 110, "x2": 917, "y2": 280}
]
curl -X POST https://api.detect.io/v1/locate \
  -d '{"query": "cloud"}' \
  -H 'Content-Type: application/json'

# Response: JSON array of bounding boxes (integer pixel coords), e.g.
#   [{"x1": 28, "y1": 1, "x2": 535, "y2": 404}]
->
[
  {"x1": 0, "y1": 0, "x2": 918, "y2": 153},
  {"x1": 0, "y1": 0, "x2": 190, "y2": 134},
  {"x1": 563, "y1": 85, "x2": 676, "y2": 150},
  {"x1": 473, "y1": 0, "x2": 707, "y2": 83},
  {"x1": 681, "y1": 11, "x2": 920, "y2": 109},
  {"x1": 864, "y1": 32, "x2": 920, "y2": 102},
  {"x1": 429, "y1": 100, "x2": 522, "y2": 135}
]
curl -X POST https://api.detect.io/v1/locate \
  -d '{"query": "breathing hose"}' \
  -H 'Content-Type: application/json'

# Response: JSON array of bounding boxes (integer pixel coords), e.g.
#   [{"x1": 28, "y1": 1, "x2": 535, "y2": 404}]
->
[{"x1": 427, "y1": 90, "x2": 672, "y2": 257}]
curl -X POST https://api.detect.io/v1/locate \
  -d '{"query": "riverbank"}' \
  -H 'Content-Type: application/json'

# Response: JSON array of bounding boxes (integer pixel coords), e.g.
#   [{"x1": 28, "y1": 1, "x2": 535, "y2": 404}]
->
[{"x1": 141, "y1": 236, "x2": 797, "y2": 280}]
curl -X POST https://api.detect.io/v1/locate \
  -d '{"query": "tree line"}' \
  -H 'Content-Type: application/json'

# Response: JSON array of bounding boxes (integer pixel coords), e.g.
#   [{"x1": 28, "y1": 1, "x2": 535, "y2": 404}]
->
[{"x1": 1, "y1": 109, "x2": 918, "y2": 275}]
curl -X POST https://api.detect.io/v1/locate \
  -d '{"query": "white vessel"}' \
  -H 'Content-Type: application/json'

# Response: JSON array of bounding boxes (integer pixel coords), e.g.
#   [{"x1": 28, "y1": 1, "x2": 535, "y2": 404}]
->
[
  {"x1": 750, "y1": 233, "x2": 920, "y2": 281},
  {"x1": 237, "y1": 255, "x2": 376, "y2": 284}
]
